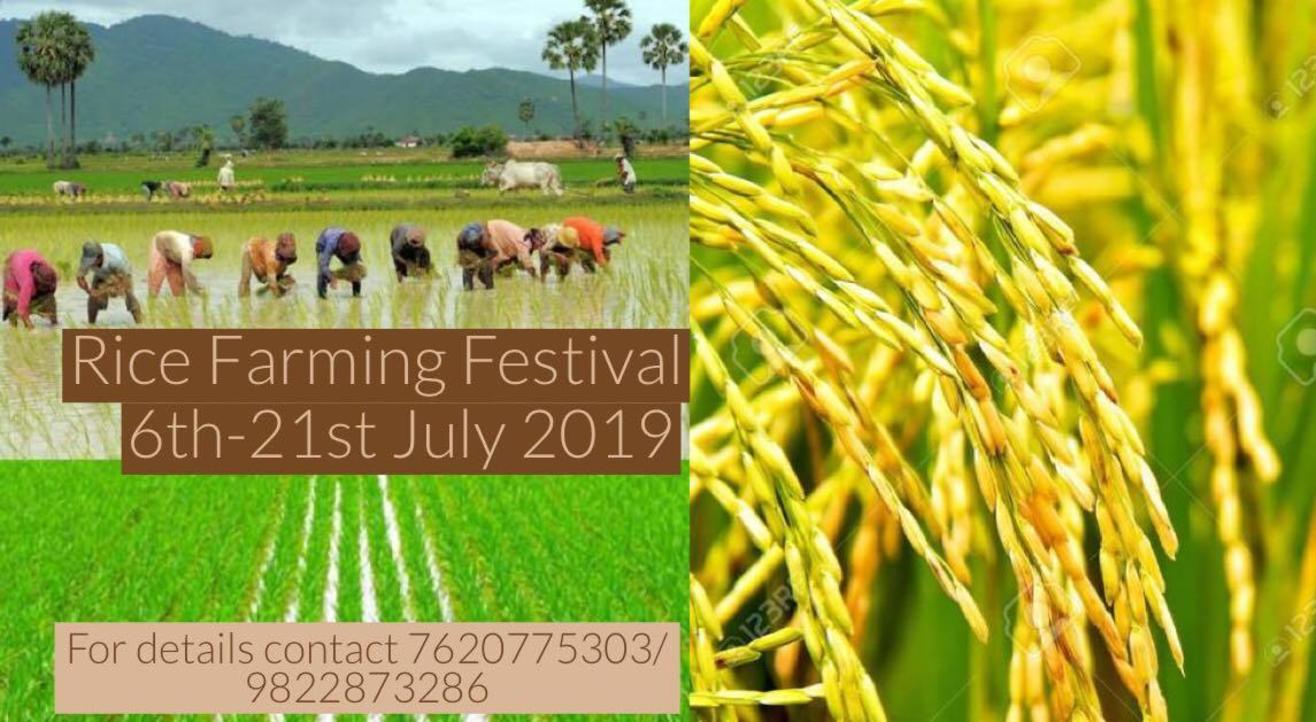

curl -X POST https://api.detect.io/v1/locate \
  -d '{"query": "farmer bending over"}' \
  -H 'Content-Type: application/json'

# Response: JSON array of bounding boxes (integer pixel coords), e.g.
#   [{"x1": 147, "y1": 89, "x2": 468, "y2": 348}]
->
[
  {"x1": 3, "y1": 250, "x2": 58, "y2": 328},
  {"x1": 486, "y1": 219, "x2": 543, "y2": 278},
  {"x1": 564, "y1": 216, "x2": 626, "y2": 272},
  {"x1": 78, "y1": 241, "x2": 142, "y2": 324},
  {"x1": 148, "y1": 230, "x2": 213, "y2": 298},
  {"x1": 165, "y1": 180, "x2": 191, "y2": 200},
  {"x1": 239, "y1": 233, "x2": 298, "y2": 297},
  {"x1": 141, "y1": 180, "x2": 162, "y2": 201},
  {"x1": 391, "y1": 224, "x2": 432, "y2": 282},
  {"x1": 456, "y1": 222, "x2": 494, "y2": 290},
  {"x1": 455, "y1": 220, "x2": 544, "y2": 290},
  {"x1": 315, "y1": 227, "x2": 365, "y2": 299},
  {"x1": 537, "y1": 223, "x2": 579, "y2": 279}
]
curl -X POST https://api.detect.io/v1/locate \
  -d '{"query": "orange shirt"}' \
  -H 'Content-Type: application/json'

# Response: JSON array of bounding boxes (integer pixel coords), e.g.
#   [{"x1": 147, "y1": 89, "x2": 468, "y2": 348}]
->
[
  {"x1": 245, "y1": 237, "x2": 283, "y2": 280},
  {"x1": 563, "y1": 216, "x2": 608, "y2": 266}
]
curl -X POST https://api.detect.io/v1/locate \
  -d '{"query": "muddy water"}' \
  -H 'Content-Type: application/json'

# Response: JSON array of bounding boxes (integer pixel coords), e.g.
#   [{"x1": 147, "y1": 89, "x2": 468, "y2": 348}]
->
[{"x1": 28, "y1": 262, "x2": 656, "y2": 328}]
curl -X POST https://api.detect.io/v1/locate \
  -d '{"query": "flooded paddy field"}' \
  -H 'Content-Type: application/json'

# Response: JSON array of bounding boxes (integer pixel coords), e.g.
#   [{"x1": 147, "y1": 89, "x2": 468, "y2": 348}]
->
[{"x1": 1, "y1": 194, "x2": 687, "y2": 457}]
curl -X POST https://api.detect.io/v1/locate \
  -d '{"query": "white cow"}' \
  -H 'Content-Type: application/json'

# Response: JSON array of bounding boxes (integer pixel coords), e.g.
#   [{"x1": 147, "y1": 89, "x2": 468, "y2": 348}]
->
[
  {"x1": 480, "y1": 160, "x2": 564, "y2": 196},
  {"x1": 53, "y1": 180, "x2": 86, "y2": 198}
]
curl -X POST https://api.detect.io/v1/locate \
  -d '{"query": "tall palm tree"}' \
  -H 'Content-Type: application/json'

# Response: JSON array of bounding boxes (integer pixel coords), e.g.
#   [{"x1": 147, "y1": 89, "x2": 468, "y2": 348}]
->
[
  {"x1": 194, "y1": 125, "x2": 215, "y2": 167},
  {"x1": 15, "y1": 13, "x2": 63, "y2": 168},
  {"x1": 542, "y1": 19, "x2": 599, "y2": 140},
  {"x1": 57, "y1": 15, "x2": 95, "y2": 169},
  {"x1": 584, "y1": 0, "x2": 632, "y2": 138},
  {"x1": 57, "y1": 21, "x2": 70, "y2": 168},
  {"x1": 640, "y1": 23, "x2": 687, "y2": 125}
]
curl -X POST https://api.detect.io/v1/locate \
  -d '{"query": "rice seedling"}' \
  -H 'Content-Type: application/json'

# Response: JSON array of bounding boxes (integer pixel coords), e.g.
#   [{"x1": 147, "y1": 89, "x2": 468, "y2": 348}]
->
[
  {"x1": 0, "y1": 465, "x2": 687, "y2": 722},
  {"x1": 690, "y1": 0, "x2": 1316, "y2": 720},
  {"x1": 0, "y1": 196, "x2": 687, "y2": 458}
]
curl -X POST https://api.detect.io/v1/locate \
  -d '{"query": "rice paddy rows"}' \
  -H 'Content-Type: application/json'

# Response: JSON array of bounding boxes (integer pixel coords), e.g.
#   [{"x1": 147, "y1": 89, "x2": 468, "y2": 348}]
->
[
  {"x1": 0, "y1": 463, "x2": 686, "y2": 721},
  {"x1": 0, "y1": 199, "x2": 688, "y2": 460},
  {"x1": 0, "y1": 201, "x2": 688, "y2": 329},
  {"x1": 0, "y1": 157, "x2": 690, "y2": 198}
]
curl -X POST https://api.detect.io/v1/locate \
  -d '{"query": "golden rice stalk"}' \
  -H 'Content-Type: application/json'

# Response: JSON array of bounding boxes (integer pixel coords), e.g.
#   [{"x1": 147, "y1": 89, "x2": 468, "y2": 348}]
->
[
  {"x1": 694, "y1": 323, "x2": 889, "y2": 722},
  {"x1": 1167, "y1": 0, "x2": 1280, "y2": 677},
  {"x1": 690, "y1": 0, "x2": 1182, "y2": 717}
]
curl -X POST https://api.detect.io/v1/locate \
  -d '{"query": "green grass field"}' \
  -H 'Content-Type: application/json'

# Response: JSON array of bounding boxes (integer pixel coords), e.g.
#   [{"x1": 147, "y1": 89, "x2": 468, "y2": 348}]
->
[
  {"x1": 0, "y1": 463, "x2": 688, "y2": 720},
  {"x1": 0, "y1": 151, "x2": 688, "y2": 200},
  {"x1": 0, "y1": 145, "x2": 692, "y2": 719}
]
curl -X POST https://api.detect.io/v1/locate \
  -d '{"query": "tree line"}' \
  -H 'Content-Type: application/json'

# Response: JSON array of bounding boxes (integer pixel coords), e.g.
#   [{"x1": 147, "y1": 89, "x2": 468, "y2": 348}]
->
[
  {"x1": 541, "y1": 0, "x2": 687, "y2": 141},
  {"x1": 15, "y1": 11, "x2": 94, "y2": 169},
  {"x1": 12, "y1": 4, "x2": 687, "y2": 161}
]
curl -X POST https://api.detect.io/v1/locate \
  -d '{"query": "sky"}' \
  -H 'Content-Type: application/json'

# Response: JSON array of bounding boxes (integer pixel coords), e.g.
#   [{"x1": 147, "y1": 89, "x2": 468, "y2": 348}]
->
[{"x1": 0, "y1": 0, "x2": 689, "y2": 85}]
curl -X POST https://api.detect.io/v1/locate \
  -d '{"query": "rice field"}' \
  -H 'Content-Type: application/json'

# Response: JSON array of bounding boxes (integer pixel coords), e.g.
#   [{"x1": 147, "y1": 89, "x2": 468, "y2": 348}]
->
[
  {"x1": 0, "y1": 201, "x2": 687, "y2": 328},
  {"x1": 0, "y1": 462, "x2": 688, "y2": 720},
  {"x1": 0, "y1": 155, "x2": 689, "y2": 199},
  {"x1": 1, "y1": 174, "x2": 687, "y2": 459}
]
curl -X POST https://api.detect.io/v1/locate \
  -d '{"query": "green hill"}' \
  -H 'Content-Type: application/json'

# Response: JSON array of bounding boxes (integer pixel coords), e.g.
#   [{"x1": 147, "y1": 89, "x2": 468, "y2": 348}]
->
[{"x1": 0, "y1": 14, "x2": 689, "y2": 147}]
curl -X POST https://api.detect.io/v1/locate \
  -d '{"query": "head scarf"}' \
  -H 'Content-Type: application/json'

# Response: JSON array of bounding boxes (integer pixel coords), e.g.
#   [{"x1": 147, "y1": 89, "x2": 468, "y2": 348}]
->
[
  {"x1": 192, "y1": 235, "x2": 214, "y2": 259},
  {"x1": 337, "y1": 232, "x2": 361, "y2": 259},
  {"x1": 457, "y1": 222, "x2": 485, "y2": 247},
  {"x1": 31, "y1": 261, "x2": 58, "y2": 294}
]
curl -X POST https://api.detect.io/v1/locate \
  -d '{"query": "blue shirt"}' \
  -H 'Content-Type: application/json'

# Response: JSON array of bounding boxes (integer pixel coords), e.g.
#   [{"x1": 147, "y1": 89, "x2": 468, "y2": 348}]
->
[{"x1": 316, "y1": 227, "x2": 350, "y2": 280}]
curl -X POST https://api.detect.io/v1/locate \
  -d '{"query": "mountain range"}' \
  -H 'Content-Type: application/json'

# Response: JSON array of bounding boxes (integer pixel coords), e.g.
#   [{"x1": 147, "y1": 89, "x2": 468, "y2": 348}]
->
[{"x1": 0, "y1": 14, "x2": 689, "y2": 146}]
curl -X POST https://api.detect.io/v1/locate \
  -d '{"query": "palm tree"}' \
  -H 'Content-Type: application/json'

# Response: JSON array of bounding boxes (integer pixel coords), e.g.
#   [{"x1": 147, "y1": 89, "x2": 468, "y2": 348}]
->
[
  {"x1": 518, "y1": 98, "x2": 536, "y2": 137},
  {"x1": 17, "y1": 13, "x2": 94, "y2": 168},
  {"x1": 57, "y1": 15, "x2": 95, "y2": 169},
  {"x1": 542, "y1": 19, "x2": 599, "y2": 140},
  {"x1": 584, "y1": 0, "x2": 632, "y2": 138},
  {"x1": 230, "y1": 114, "x2": 247, "y2": 147},
  {"x1": 640, "y1": 23, "x2": 687, "y2": 125},
  {"x1": 15, "y1": 13, "x2": 63, "y2": 168},
  {"x1": 194, "y1": 125, "x2": 215, "y2": 167}
]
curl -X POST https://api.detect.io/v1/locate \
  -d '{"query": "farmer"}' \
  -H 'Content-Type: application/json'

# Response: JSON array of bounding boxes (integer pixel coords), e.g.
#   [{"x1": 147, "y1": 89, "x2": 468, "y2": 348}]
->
[
  {"x1": 217, "y1": 159, "x2": 236, "y2": 191},
  {"x1": 165, "y1": 180, "x2": 191, "y2": 200},
  {"x1": 315, "y1": 227, "x2": 366, "y2": 299},
  {"x1": 455, "y1": 220, "x2": 544, "y2": 290},
  {"x1": 537, "y1": 222, "x2": 579, "y2": 279},
  {"x1": 239, "y1": 233, "x2": 298, "y2": 297},
  {"x1": 141, "y1": 179, "x2": 163, "y2": 201},
  {"x1": 456, "y1": 222, "x2": 494, "y2": 290},
  {"x1": 77, "y1": 241, "x2": 142, "y2": 324},
  {"x1": 615, "y1": 154, "x2": 637, "y2": 193},
  {"x1": 556, "y1": 216, "x2": 625, "y2": 273},
  {"x1": 390, "y1": 223, "x2": 432, "y2": 282},
  {"x1": 3, "y1": 250, "x2": 58, "y2": 328},
  {"x1": 147, "y1": 230, "x2": 213, "y2": 298}
]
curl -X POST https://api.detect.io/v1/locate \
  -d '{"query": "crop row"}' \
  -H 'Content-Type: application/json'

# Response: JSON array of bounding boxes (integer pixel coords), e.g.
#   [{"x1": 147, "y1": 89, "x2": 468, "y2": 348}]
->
[
  {"x1": 0, "y1": 200, "x2": 686, "y2": 458},
  {"x1": 0, "y1": 158, "x2": 689, "y2": 197},
  {"x1": 0, "y1": 462, "x2": 283, "y2": 718},
  {"x1": 0, "y1": 466, "x2": 686, "y2": 721}
]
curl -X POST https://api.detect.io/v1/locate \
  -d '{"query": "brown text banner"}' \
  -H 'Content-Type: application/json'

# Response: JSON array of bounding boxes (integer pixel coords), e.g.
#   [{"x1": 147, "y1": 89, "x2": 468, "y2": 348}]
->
[
  {"x1": 64, "y1": 329, "x2": 688, "y2": 404},
  {"x1": 121, "y1": 403, "x2": 683, "y2": 474},
  {"x1": 55, "y1": 622, "x2": 680, "y2": 714}
]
